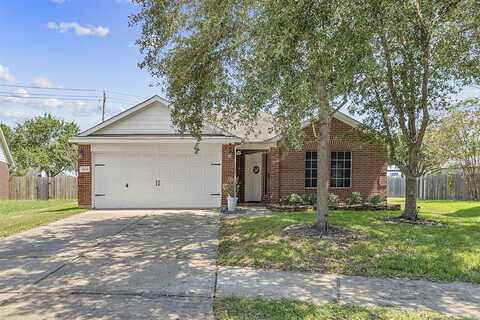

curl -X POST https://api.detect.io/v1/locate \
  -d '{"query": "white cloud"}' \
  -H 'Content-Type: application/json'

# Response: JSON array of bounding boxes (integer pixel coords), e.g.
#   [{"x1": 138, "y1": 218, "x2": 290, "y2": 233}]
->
[
  {"x1": 32, "y1": 77, "x2": 54, "y2": 88},
  {"x1": 0, "y1": 65, "x2": 16, "y2": 82},
  {"x1": 47, "y1": 21, "x2": 109, "y2": 37},
  {"x1": 50, "y1": 0, "x2": 66, "y2": 4},
  {"x1": 15, "y1": 88, "x2": 29, "y2": 98}
]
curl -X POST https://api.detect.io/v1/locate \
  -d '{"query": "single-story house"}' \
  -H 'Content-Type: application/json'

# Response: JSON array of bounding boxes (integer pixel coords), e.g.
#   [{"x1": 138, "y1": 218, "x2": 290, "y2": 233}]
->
[
  {"x1": 71, "y1": 95, "x2": 387, "y2": 209},
  {"x1": 0, "y1": 127, "x2": 14, "y2": 200}
]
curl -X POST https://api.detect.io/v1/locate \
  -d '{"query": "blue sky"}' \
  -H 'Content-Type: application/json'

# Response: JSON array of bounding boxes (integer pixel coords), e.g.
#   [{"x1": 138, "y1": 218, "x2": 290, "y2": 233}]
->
[
  {"x1": 0, "y1": 0, "x2": 162, "y2": 130},
  {"x1": 0, "y1": 0, "x2": 478, "y2": 132}
]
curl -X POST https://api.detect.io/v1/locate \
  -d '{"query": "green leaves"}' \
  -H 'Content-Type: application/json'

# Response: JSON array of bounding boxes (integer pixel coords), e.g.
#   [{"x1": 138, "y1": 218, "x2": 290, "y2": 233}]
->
[
  {"x1": 131, "y1": 0, "x2": 371, "y2": 147},
  {"x1": 8, "y1": 114, "x2": 79, "y2": 177},
  {"x1": 351, "y1": 0, "x2": 480, "y2": 176}
]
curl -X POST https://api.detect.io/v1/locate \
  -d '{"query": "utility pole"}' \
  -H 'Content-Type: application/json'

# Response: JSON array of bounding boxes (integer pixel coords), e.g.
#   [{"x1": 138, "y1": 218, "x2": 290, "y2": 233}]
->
[{"x1": 101, "y1": 91, "x2": 106, "y2": 122}]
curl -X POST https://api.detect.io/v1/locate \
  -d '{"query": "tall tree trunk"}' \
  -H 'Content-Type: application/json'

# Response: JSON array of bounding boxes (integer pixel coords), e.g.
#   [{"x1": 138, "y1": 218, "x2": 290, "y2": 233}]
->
[
  {"x1": 403, "y1": 174, "x2": 417, "y2": 220},
  {"x1": 312, "y1": 77, "x2": 330, "y2": 233},
  {"x1": 402, "y1": 148, "x2": 418, "y2": 220},
  {"x1": 313, "y1": 118, "x2": 330, "y2": 232}
]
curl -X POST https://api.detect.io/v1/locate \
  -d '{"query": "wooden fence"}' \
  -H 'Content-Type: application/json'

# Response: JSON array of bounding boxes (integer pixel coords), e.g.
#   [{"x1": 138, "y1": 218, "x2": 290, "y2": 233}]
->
[
  {"x1": 388, "y1": 174, "x2": 473, "y2": 200},
  {"x1": 9, "y1": 176, "x2": 77, "y2": 200}
]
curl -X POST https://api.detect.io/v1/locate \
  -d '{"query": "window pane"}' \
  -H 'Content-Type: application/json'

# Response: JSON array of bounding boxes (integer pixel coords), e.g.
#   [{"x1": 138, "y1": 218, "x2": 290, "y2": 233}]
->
[
  {"x1": 306, "y1": 152, "x2": 311, "y2": 160},
  {"x1": 337, "y1": 159, "x2": 344, "y2": 169},
  {"x1": 331, "y1": 152, "x2": 337, "y2": 160},
  {"x1": 312, "y1": 169, "x2": 317, "y2": 178},
  {"x1": 345, "y1": 178, "x2": 351, "y2": 188},
  {"x1": 345, "y1": 152, "x2": 351, "y2": 160},
  {"x1": 305, "y1": 179, "x2": 311, "y2": 188},
  {"x1": 312, "y1": 179, "x2": 317, "y2": 188},
  {"x1": 305, "y1": 169, "x2": 311, "y2": 178},
  {"x1": 330, "y1": 179, "x2": 337, "y2": 188},
  {"x1": 312, "y1": 160, "x2": 317, "y2": 168},
  {"x1": 344, "y1": 169, "x2": 351, "y2": 178},
  {"x1": 345, "y1": 160, "x2": 351, "y2": 169}
]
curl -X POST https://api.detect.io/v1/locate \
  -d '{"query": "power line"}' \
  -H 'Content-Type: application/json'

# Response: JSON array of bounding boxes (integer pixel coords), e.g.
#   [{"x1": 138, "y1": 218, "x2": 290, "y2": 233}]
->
[
  {"x1": 0, "y1": 91, "x2": 101, "y2": 99},
  {"x1": 0, "y1": 83, "x2": 148, "y2": 99},
  {"x1": 105, "y1": 90, "x2": 145, "y2": 99},
  {"x1": 0, "y1": 83, "x2": 100, "y2": 93},
  {"x1": 0, "y1": 94, "x2": 100, "y2": 102}
]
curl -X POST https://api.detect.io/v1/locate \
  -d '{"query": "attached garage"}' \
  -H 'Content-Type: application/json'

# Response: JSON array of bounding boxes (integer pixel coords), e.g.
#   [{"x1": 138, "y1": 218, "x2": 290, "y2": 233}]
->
[
  {"x1": 92, "y1": 144, "x2": 222, "y2": 209},
  {"x1": 71, "y1": 96, "x2": 239, "y2": 209}
]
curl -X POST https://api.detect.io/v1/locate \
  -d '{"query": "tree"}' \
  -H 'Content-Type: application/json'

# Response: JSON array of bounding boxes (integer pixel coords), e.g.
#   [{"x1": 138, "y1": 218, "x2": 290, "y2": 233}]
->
[
  {"x1": 352, "y1": 0, "x2": 480, "y2": 220},
  {"x1": 427, "y1": 100, "x2": 480, "y2": 200},
  {"x1": 131, "y1": 0, "x2": 370, "y2": 232},
  {"x1": 10, "y1": 114, "x2": 79, "y2": 177}
]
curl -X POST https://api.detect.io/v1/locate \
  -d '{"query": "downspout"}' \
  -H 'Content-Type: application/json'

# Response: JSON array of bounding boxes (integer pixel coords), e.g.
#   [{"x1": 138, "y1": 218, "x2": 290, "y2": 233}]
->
[{"x1": 233, "y1": 144, "x2": 237, "y2": 199}]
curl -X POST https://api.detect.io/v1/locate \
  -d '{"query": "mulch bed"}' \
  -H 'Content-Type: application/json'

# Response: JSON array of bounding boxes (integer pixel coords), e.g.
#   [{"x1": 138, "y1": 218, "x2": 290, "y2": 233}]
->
[
  {"x1": 283, "y1": 224, "x2": 368, "y2": 249},
  {"x1": 384, "y1": 216, "x2": 443, "y2": 226},
  {"x1": 268, "y1": 203, "x2": 401, "y2": 212}
]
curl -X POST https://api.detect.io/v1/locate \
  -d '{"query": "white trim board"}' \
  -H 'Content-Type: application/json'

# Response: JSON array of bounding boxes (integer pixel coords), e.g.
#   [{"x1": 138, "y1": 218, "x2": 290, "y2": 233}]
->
[{"x1": 0, "y1": 127, "x2": 14, "y2": 167}]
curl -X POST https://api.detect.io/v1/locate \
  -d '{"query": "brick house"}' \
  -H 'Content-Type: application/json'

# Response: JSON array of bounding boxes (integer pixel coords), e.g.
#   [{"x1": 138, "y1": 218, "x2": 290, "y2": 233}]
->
[
  {"x1": 72, "y1": 96, "x2": 387, "y2": 209},
  {"x1": 0, "y1": 127, "x2": 14, "y2": 200}
]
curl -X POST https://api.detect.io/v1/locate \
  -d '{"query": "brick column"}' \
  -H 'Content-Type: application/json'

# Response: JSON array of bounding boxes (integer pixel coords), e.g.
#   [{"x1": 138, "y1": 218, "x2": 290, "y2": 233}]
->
[
  {"x1": 78, "y1": 144, "x2": 92, "y2": 208},
  {"x1": 269, "y1": 147, "x2": 281, "y2": 203},
  {"x1": 0, "y1": 162, "x2": 9, "y2": 200},
  {"x1": 221, "y1": 144, "x2": 235, "y2": 206}
]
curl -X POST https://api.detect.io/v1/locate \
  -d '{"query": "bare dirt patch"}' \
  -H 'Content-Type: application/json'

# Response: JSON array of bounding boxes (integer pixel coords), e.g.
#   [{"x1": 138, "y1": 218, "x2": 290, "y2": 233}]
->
[
  {"x1": 384, "y1": 217, "x2": 443, "y2": 226},
  {"x1": 283, "y1": 224, "x2": 368, "y2": 250}
]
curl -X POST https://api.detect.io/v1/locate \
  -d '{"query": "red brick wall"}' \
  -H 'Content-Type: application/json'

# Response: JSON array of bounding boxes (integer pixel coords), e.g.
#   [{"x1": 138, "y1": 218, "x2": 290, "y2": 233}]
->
[
  {"x1": 0, "y1": 162, "x2": 9, "y2": 200},
  {"x1": 222, "y1": 144, "x2": 235, "y2": 205},
  {"x1": 78, "y1": 145, "x2": 92, "y2": 208},
  {"x1": 275, "y1": 118, "x2": 388, "y2": 202}
]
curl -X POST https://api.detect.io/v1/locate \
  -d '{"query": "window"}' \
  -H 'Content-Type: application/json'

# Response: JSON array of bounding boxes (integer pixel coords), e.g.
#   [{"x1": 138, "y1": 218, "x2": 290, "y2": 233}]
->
[
  {"x1": 304, "y1": 151, "x2": 352, "y2": 188},
  {"x1": 330, "y1": 151, "x2": 351, "y2": 188},
  {"x1": 305, "y1": 151, "x2": 317, "y2": 188}
]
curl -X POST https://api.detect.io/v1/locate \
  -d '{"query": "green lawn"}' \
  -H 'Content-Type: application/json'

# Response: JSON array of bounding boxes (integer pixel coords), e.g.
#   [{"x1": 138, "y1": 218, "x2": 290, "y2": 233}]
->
[
  {"x1": 215, "y1": 297, "x2": 462, "y2": 320},
  {"x1": 218, "y1": 199, "x2": 480, "y2": 283},
  {"x1": 0, "y1": 200, "x2": 86, "y2": 238}
]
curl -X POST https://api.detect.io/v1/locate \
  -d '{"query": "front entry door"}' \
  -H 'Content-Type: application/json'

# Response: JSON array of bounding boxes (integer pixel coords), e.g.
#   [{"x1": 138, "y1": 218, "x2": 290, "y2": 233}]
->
[{"x1": 245, "y1": 153, "x2": 263, "y2": 202}]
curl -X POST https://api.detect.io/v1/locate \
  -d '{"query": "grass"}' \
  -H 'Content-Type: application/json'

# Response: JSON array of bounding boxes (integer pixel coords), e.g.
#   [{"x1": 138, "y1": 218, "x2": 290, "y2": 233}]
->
[
  {"x1": 214, "y1": 297, "x2": 463, "y2": 320},
  {"x1": 0, "y1": 200, "x2": 86, "y2": 238},
  {"x1": 218, "y1": 198, "x2": 480, "y2": 283}
]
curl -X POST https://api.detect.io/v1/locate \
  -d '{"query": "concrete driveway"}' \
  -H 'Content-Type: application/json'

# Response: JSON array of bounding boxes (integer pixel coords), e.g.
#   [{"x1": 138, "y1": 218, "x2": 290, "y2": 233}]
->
[{"x1": 0, "y1": 209, "x2": 219, "y2": 319}]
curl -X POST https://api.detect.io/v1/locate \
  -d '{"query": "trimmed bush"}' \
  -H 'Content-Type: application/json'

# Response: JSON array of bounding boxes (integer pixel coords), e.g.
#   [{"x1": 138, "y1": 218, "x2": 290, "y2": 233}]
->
[
  {"x1": 347, "y1": 192, "x2": 362, "y2": 205},
  {"x1": 328, "y1": 193, "x2": 340, "y2": 206},
  {"x1": 280, "y1": 193, "x2": 304, "y2": 205},
  {"x1": 301, "y1": 193, "x2": 316, "y2": 205},
  {"x1": 369, "y1": 193, "x2": 385, "y2": 205}
]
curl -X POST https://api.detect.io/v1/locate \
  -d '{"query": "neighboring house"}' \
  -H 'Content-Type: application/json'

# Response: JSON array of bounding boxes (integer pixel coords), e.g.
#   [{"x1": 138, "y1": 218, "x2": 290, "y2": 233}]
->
[
  {"x1": 71, "y1": 96, "x2": 387, "y2": 209},
  {"x1": 0, "y1": 127, "x2": 14, "y2": 199}
]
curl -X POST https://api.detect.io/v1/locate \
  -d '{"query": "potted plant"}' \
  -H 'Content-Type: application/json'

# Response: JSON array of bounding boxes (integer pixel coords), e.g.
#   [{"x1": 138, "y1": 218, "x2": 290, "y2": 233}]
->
[{"x1": 222, "y1": 177, "x2": 238, "y2": 212}]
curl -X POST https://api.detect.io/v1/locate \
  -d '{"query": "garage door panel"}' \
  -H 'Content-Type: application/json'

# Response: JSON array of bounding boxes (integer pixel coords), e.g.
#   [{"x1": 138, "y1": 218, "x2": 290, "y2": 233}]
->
[{"x1": 93, "y1": 148, "x2": 221, "y2": 209}]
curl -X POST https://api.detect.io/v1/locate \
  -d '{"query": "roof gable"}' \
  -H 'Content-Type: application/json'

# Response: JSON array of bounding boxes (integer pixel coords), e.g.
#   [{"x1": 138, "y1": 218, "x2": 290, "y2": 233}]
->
[{"x1": 79, "y1": 96, "x2": 228, "y2": 137}]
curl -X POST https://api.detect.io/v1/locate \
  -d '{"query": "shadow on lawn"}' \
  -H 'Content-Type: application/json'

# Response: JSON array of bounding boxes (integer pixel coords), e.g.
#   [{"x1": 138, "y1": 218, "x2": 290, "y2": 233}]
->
[
  {"x1": 448, "y1": 206, "x2": 480, "y2": 218},
  {"x1": 220, "y1": 210, "x2": 480, "y2": 283},
  {"x1": 0, "y1": 210, "x2": 219, "y2": 319}
]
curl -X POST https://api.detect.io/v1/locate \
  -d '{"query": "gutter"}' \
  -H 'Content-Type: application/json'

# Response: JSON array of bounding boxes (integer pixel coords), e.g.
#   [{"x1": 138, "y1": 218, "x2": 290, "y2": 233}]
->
[{"x1": 70, "y1": 136, "x2": 242, "y2": 144}]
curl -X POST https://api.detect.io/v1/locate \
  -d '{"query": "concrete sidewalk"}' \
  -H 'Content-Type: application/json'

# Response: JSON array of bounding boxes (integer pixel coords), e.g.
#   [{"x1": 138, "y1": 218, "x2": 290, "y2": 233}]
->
[{"x1": 216, "y1": 266, "x2": 480, "y2": 319}]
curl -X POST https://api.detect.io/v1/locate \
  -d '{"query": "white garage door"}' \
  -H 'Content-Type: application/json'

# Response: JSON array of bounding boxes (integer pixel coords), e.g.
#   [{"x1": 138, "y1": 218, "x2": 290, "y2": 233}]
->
[{"x1": 92, "y1": 146, "x2": 222, "y2": 209}]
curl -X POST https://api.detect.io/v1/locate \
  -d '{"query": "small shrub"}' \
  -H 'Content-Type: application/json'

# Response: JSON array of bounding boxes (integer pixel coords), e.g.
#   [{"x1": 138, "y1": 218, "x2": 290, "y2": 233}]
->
[
  {"x1": 280, "y1": 193, "x2": 304, "y2": 205},
  {"x1": 347, "y1": 192, "x2": 362, "y2": 205},
  {"x1": 369, "y1": 193, "x2": 385, "y2": 205},
  {"x1": 222, "y1": 177, "x2": 240, "y2": 198},
  {"x1": 302, "y1": 193, "x2": 316, "y2": 205},
  {"x1": 328, "y1": 193, "x2": 340, "y2": 206}
]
